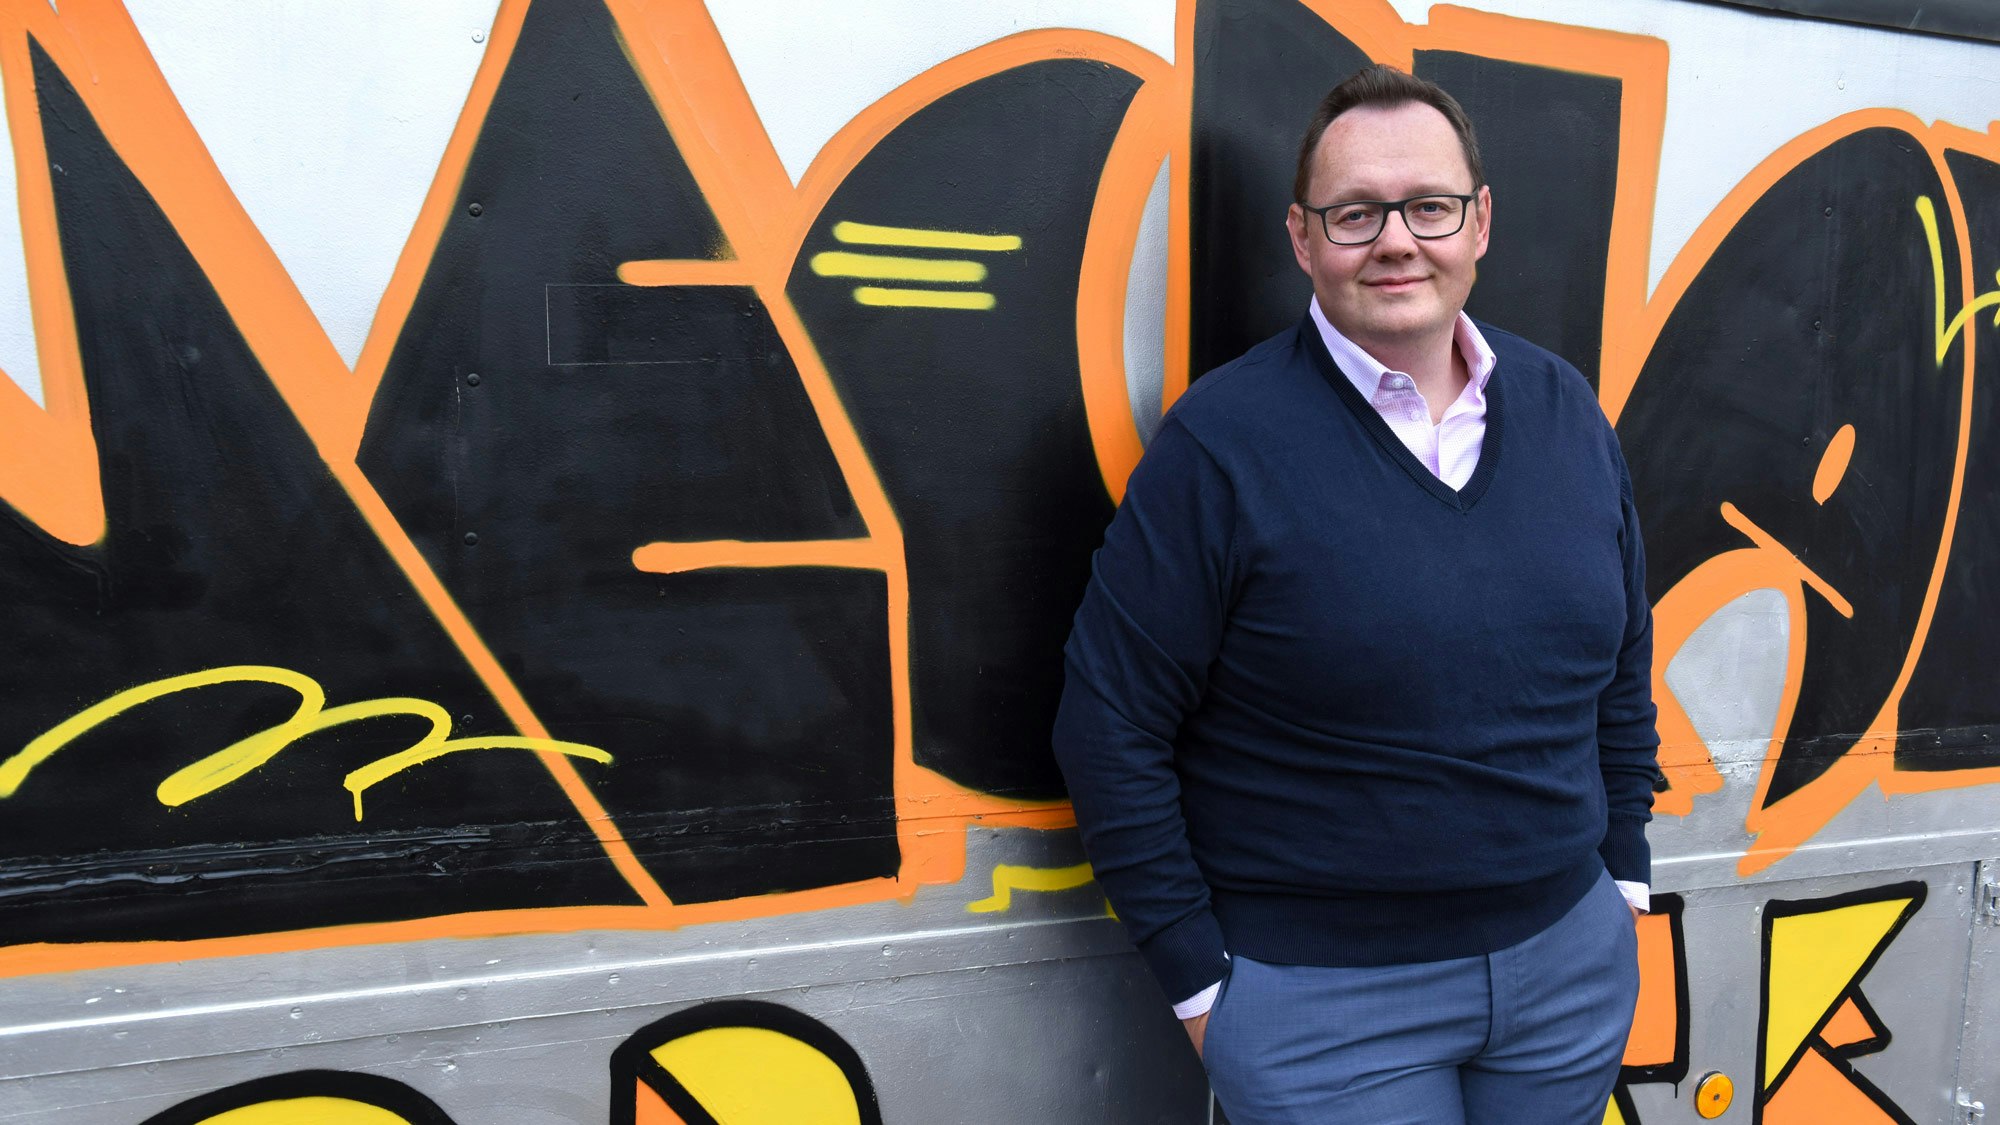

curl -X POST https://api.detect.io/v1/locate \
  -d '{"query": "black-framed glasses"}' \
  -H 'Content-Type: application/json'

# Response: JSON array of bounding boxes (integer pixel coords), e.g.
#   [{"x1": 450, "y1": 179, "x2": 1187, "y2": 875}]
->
[{"x1": 1299, "y1": 194, "x2": 1477, "y2": 245}]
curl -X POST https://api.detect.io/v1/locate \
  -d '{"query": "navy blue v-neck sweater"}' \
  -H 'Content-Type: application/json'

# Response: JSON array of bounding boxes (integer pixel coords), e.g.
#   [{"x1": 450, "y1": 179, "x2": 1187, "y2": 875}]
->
[{"x1": 1053, "y1": 316, "x2": 1660, "y2": 1003}]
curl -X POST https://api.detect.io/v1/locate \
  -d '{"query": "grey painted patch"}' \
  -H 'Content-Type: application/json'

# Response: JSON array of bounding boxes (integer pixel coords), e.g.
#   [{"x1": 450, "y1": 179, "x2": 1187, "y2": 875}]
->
[
  {"x1": 1665, "y1": 587, "x2": 1789, "y2": 764},
  {"x1": 1125, "y1": 157, "x2": 1170, "y2": 446},
  {"x1": 0, "y1": 75, "x2": 38, "y2": 406}
]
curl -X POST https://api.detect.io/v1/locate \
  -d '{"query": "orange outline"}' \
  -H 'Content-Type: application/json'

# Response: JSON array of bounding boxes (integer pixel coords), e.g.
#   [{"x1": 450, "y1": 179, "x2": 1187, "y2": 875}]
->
[
  {"x1": 1416, "y1": 7, "x2": 1668, "y2": 426},
  {"x1": 0, "y1": 7, "x2": 1176, "y2": 977},
  {"x1": 4, "y1": 0, "x2": 1997, "y2": 978},
  {"x1": 1078, "y1": 74, "x2": 1175, "y2": 501},
  {"x1": 1630, "y1": 112, "x2": 2000, "y2": 871}
]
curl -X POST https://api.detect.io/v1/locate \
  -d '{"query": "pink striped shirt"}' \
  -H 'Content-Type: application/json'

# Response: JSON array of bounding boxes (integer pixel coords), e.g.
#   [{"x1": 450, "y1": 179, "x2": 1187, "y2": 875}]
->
[{"x1": 1307, "y1": 298, "x2": 1495, "y2": 489}]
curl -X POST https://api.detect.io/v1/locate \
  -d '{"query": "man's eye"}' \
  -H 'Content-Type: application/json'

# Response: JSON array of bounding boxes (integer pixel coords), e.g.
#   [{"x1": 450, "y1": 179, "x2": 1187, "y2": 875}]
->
[
  {"x1": 1336, "y1": 209, "x2": 1376, "y2": 225},
  {"x1": 1413, "y1": 201, "x2": 1449, "y2": 216}
]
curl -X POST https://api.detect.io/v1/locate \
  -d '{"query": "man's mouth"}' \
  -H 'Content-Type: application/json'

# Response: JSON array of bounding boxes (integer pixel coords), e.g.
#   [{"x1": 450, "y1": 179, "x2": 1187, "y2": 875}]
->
[{"x1": 1364, "y1": 276, "x2": 1428, "y2": 291}]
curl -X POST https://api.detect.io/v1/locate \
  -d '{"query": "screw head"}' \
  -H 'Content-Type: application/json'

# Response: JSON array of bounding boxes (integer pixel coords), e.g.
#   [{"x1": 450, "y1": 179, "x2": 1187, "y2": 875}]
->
[
  {"x1": 465, "y1": 372, "x2": 481, "y2": 386},
  {"x1": 463, "y1": 532, "x2": 479, "y2": 546},
  {"x1": 468, "y1": 202, "x2": 484, "y2": 217}
]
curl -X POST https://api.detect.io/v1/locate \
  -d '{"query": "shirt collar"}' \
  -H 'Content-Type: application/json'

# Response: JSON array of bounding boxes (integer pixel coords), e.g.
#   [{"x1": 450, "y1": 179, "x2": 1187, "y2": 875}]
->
[{"x1": 1307, "y1": 297, "x2": 1496, "y2": 400}]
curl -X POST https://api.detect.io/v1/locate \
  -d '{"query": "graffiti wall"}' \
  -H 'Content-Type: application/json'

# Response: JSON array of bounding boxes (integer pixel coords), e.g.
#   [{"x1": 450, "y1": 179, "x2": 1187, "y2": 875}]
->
[{"x1": 0, "y1": 0, "x2": 1995, "y2": 1121}]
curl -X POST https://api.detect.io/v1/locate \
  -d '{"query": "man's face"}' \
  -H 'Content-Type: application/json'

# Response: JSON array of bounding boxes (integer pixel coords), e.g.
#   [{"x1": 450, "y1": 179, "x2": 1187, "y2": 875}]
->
[{"x1": 1286, "y1": 101, "x2": 1490, "y2": 360}]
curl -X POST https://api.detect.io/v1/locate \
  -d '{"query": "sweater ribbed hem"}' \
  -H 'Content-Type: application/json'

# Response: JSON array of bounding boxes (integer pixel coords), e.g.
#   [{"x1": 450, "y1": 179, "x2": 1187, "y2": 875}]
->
[{"x1": 1210, "y1": 856, "x2": 1602, "y2": 968}]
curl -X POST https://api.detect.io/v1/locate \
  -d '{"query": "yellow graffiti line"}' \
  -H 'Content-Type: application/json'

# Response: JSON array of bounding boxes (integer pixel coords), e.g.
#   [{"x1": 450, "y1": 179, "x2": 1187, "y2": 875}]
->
[
  {"x1": 0, "y1": 665, "x2": 322, "y2": 798},
  {"x1": 852, "y1": 287, "x2": 997, "y2": 311},
  {"x1": 1917, "y1": 195, "x2": 2000, "y2": 366},
  {"x1": 1720, "y1": 502, "x2": 1854, "y2": 619},
  {"x1": 157, "y1": 696, "x2": 448, "y2": 807},
  {"x1": 967, "y1": 862, "x2": 1096, "y2": 913},
  {"x1": 0, "y1": 666, "x2": 611, "y2": 820},
  {"x1": 345, "y1": 736, "x2": 610, "y2": 821},
  {"x1": 832, "y1": 220, "x2": 1022, "y2": 252},
  {"x1": 809, "y1": 251, "x2": 986, "y2": 283}
]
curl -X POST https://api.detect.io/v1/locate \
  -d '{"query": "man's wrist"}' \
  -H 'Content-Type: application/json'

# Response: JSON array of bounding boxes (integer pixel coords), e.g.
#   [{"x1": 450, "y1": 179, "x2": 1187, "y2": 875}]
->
[
  {"x1": 1172, "y1": 979, "x2": 1222, "y2": 1020},
  {"x1": 1615, "y1": 879, "x2": 1650, "y2": 914}
]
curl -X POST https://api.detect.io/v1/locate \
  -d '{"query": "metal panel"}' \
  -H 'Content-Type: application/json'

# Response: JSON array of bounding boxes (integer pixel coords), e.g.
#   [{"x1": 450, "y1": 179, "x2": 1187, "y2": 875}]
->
[
  {"x1": 1624, "y1": 864, "x2": 1974, "y2": 1125},
  {"x1": 1682, "y1": 0, "x2": 2000, "y2": 45},
  {"x1": 1958, "y1": 860, "x2": 2000, "y2": 1123}
]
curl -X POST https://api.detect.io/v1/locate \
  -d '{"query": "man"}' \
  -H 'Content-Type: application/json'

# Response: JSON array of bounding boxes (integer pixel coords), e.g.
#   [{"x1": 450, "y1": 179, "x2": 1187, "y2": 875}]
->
[{"x1": 1052, "y1": 64, "x2": 1658, "y2": 1123}]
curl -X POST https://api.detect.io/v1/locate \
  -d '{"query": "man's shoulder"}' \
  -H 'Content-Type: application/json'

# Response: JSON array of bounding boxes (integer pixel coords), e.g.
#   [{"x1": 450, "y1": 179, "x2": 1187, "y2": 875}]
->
[
  {"x1": 1476, "y1": 319, "x2": 1599, "y2": 411},
  {"x1": 1164, "y1": 323, "x2": 1312, "y2": 432}
]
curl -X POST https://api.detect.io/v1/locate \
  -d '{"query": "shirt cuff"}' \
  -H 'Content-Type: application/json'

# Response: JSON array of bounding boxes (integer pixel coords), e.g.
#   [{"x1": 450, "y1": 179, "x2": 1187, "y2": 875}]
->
[
  {"x1": 1616, "y1": 879, "x2": 1650, "y2": 914},
  {"x1": 1172, "y1": 980, "x2": 1221, "y2": 1020}
]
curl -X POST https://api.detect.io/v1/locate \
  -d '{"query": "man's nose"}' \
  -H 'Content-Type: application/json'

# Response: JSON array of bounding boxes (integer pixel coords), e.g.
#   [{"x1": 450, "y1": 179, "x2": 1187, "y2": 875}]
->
[{"x1": 1373, "y1": 209, "x2": 1419, "y2": 254}]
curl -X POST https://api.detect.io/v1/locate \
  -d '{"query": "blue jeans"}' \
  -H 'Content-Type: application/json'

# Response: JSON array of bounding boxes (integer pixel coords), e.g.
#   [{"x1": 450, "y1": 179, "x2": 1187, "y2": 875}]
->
[{"x1": 1203, "y1": 870, "x2": 1640, "y2": 1124}]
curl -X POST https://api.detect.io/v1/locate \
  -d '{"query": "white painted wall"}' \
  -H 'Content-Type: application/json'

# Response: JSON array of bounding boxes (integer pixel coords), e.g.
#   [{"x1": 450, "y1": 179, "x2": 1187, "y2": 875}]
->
[
  {"x1": 6, "y1": 1, "x2": 1991, "y2": 412},
  {"x1": 122, "y1": 0, "x2": 500, "y2": 370}
]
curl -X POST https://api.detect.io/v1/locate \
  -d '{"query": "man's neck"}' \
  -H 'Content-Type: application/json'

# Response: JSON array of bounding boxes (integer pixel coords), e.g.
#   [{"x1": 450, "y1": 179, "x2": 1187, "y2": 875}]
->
[
  {"x1": 1352, "y1": 324, "x2": 1470, "y2": 424},
  {"x1": 1364, "y1": 328, "x2": 1459, "y2": 389}
]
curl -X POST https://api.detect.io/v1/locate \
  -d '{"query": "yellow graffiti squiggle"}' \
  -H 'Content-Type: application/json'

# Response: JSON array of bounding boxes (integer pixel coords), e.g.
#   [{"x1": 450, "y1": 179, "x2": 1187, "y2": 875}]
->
[
  {"x1": 0, "y1": 666, "x2": 322, "y2": 799},
  {"x1": 0, "y1": 665, "x2": 611, "y2": 821},
  {"x1": 966, "y1": 862, "x2": 1099, "y2": 913},
  {"x1": 1915, "y1": 195, "x2": 2000, "y2": 366}
]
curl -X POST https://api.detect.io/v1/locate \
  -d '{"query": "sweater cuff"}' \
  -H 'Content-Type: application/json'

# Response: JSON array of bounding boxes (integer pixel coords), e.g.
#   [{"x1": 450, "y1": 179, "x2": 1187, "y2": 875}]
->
[
  {"x1": 1599, "y1": 813, "x2": 1652, "y2": 885},
  {"x1": 1137, "y1": 907, "x2": 1229, "y2": 1003}
]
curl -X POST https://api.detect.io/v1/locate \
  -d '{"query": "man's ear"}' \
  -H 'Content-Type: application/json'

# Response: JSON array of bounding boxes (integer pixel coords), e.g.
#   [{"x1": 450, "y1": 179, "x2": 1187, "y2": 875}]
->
[
  {"x1": 1473, "y1": 185, "x2": 1492, "y2": 261},
  {"x1": 1287, "y1": 204, "x2": 1315, "y2": 275}
]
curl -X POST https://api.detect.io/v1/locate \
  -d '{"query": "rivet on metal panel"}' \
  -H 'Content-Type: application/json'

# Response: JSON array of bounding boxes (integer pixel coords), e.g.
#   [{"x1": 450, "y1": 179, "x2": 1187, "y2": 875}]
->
[
  {"x1": 468, "y1": 202, "x2": 484, "y2": 217},
  {"x1": 1957, "y1": 1088, "x2": 1985, "y2": 1123},
  {"x1": 1695, "y1": 1072, "x2": 1734, "y2": 1119},
  {"x1": 466, "y1": 372, "x2": 481, "y2": 386},
  {"x1": 463, "y1": 532, "x2": 479, "y2": 546}
]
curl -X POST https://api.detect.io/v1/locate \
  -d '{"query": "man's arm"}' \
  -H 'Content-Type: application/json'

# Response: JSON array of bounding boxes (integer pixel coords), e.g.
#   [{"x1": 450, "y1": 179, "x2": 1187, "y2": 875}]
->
[
  {"x1": 1598, "y1": 445, "x2": 1662, "y2": 896},
  {"x1": 1053, "y1": 417, "x2": 1239, "y2": 1011}
]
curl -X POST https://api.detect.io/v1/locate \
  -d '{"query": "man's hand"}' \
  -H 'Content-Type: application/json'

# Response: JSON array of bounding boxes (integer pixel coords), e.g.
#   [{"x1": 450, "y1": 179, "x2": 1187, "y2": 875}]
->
[
  {"x1": 1631, "y1": 905, "x2": 1644, "y2": 924},
  {"x1": 1183, "y1": 1011, "x2": 1210, "y2": 1058}
]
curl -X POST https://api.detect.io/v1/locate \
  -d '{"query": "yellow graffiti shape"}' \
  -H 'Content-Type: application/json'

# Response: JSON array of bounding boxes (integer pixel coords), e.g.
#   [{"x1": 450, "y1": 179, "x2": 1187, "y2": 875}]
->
[
  {"x1": 966, "y1": 862, "x2": 1098, "y2": 913},
  {"x1": 183, "y1": 1096, "x2": 419, "y2": 1125},
  {"x1": 651, "y1": 1027, "x2": 861, "y2": 1125},
  {"x1": 851, "y1": 287, "x2": 996, "y2": 310},
  {"x1": 1917, "y1": 194, "x2": 2000, "y2": 366},
  {"x1": 0, "y1": 665, "x2": 610, "y2": 820},
  {"x1": 1764, "y1": 895, "x2": 1913, "y2": 1087},
  {"x1": 808, "y1": 252, "x2": 986, "y2": 283},
  {"x1": 830, "y1": 221, "x2": 1022, "y2": 252},
  {"x1": 0, "y1": 665, "x2": 322, "y2": 799}
]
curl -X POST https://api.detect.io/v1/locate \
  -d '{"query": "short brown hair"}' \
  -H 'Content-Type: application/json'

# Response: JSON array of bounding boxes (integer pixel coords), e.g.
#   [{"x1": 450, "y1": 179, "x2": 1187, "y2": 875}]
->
[{"x1": 1292, "y1": 64, "x2": 1484, "y2": 204}]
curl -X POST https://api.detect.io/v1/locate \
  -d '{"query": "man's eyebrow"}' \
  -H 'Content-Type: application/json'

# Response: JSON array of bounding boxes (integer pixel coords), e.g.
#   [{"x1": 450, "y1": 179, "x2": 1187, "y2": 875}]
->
[{"x1": 1316, "y1": 181, "x2": 1470, "y2": 202}]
